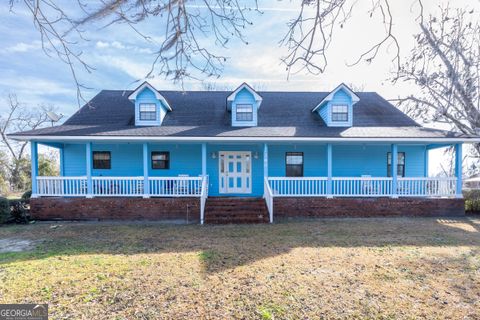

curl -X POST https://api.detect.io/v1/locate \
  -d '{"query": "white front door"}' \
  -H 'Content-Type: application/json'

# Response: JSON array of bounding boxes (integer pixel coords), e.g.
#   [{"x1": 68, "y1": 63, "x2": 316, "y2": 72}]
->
[{"x1": 219, "y1": 151, "x2": 252, "y2": 194}]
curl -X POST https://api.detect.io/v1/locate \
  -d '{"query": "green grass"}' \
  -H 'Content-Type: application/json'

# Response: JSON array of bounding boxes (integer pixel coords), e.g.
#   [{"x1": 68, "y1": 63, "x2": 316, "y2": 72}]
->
[{"x1": 0, "y1": 218, "x2": 479, "y2": 319}]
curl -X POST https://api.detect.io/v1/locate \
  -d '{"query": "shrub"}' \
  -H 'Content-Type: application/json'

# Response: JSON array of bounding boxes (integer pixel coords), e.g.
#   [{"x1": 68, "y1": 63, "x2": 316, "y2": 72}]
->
[
  {"x1": 21, "y1": 190, "x2": 32, "y2": 200},
  {"x1": 9, "y1": 199, "x2": 30, "y2": 224},
  {"x1": 0, "y1": 197, "x2": 10, "y2": 223},
  {"x1": 463, "y1": 190, "x2": 480, "y2": 213}
]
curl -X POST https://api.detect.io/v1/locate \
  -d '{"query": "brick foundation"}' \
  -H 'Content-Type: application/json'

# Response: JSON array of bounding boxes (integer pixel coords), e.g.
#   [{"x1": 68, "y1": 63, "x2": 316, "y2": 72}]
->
[
  {"x1": 30, "y1": 197, "x2": 465, "y2": 222},
  {"x1": 30, "y1": 197, "x2": 200, "y2": 222},
  {"x1": 273, "y1": 197, "x2": 465, "y2": 218}
]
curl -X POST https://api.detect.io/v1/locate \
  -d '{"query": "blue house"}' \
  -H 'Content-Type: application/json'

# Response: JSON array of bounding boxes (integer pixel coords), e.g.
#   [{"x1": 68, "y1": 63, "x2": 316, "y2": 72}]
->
[{"x1": 9, "y1": 82, "x2": 478, "y2": 223}]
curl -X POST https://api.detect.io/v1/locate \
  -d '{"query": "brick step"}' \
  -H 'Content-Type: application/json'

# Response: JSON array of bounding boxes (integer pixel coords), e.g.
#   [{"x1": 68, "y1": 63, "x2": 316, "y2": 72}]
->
[
  {"x1": 207, "y1": 213, "x2": 267, "y2": 219},
  {"x1": 205, "y1": 197, "x2": 269, "y2": 224},
  {"x1": 205, "y1": 215, "x2": 269, "y2": 223},
  {"x1": 206, "y1": 206, "x2": 266, "y2": 211},
  {"x1": 206, "y1": 219, "x2": 268, "y2": 224}
]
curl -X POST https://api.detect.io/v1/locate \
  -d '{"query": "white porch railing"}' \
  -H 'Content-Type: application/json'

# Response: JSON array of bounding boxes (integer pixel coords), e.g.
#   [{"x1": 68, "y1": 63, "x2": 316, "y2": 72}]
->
[
  {"x1": 264, "y1": 177, "x2": 274, "y2": 223},
  {"x1": 149, "y1": 176, "x2": 204, "y2": 197},
  {"x1": 36, "y1": 176, "x2": 88, "y2": 197},
  {"x1": 332, "y1": 177, "x2": 393, "y2": 197},
  {"x1": 92, "y1": 176, "x2": 144, "y2": 197},
  {"x1": 268, "y1": 176, "x2": 457, "y2": 198},
  {"x1": 35, "y1": 176, "x2": 207, "y2": 198},
  {"x1": 268, "y1": 177, "x2": 329, "y2": 196},
  {"x1": 397, "y1": 177, "x2": 457, "y2": 197}
]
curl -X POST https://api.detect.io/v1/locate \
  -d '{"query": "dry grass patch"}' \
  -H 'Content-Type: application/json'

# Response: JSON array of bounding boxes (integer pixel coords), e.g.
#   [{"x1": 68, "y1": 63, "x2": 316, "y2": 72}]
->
[{"x1": 0, "y1": 218, "x2": 479, "y2": 319}]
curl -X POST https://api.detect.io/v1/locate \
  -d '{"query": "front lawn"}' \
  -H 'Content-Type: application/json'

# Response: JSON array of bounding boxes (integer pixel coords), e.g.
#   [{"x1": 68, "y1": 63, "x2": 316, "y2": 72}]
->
[{"x1": 0, "y1": 218, "x2": 479, "y2": 319}]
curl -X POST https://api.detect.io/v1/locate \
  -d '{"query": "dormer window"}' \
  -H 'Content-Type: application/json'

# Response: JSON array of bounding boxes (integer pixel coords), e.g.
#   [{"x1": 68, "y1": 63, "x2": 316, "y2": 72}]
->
[
  {"x1": 139, "y1": 103, "x2": 157, "y2": 121},
  {"x1": 331, "y1": 105, "x2": 348, "y2": 122},
  {"x1": 312, "y1": 83, "x2": 360, "y2": 127},
  {"x1": 128, "y1": 81, "x2": 172, "y2": 126},
  {"x1": 227, "y1": 83, "x2": 263, "y2": 127},
  {"x1": 236, "y1": 104, "x2": 253, "y2": 121}
]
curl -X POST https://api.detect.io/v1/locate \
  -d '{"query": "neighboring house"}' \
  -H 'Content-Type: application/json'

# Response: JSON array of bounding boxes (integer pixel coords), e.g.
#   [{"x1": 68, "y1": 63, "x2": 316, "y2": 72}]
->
[{"x1": 9, "y1": 82, "x2": 479, "y2": 223}]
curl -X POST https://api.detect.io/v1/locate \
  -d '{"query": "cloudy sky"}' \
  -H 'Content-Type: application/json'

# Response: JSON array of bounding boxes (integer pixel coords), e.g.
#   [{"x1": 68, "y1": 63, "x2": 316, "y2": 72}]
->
[
  {"x1": 1, "y1": 0, "x2": 478, "y2": 174},
  {"x1": 2, "y1": 0, "x2": 474, "y2": 118}
]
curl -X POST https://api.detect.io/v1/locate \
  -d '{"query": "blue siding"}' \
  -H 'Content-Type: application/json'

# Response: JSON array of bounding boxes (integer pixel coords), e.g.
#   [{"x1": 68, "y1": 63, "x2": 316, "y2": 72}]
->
[
  {"x1": 64, "y1": 144, "x2": 86, "y2": 176},
  {"x1": 61, "y1": 142, "x2": 427, "y2": 196},
  {"x1": 317, "y1": 88, "x2": 353, "y2": 127},
  {"x1": 332, "y1": 145, "x2": 425, "y2": 177},
  {"x1": 134, "y1": 87, "x2": 168, "y2": 126},
  {"x1": 147, "y1": 144, "x2": 202, "y2": 177},
  {"x1": 92, "y1": 144, "x2": 143, "y2": 176},
  {"x1": 268, "y1": 144, "x2": 327, "y2": 176},
  {"x1": 231, "y1": 88, "x2": 258, "y2": 127}
]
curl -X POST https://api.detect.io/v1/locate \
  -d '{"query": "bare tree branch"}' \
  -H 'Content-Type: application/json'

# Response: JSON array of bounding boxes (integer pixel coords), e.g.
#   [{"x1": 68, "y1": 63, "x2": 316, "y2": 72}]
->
[
  {"x1": 394, "y1": 6, "x2": 479, "y2": 155},
  {"x1": 0, "y1": 93, "x2": 56, "y2": 191}
]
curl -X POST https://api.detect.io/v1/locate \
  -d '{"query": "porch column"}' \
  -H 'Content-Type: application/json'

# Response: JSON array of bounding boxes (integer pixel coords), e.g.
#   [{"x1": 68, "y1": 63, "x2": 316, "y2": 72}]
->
[
  {"x1": 455, "y1": 143, "x2": 463, "y2": 198},
  {"x1": 263, "y1": 143, "x2": 268, "y2": 178},
  {"x1": 391, "y1": 144, "x2": 398, "y2": 198},
  {"x1": 327, "y1": 143, "x2": 332, "y2": 198},
  {"x1": 59, "y1": 145, "x2": 65, "y2": 176},
  {"x1": 30, "y1": 141, "x2": 38, "y2": 198},
  {"x1": 202, "y1": 143, "x2": 207, "y2": 176},
  {"x1": 143, "y1": 143, "x2": 150, "y2": 198},
  {"x1": 424, "y1": 146, "x2": 429, "y2": 177},
  {"x1": 86, "y1": 142, "x2": 93, "y2": 198}
]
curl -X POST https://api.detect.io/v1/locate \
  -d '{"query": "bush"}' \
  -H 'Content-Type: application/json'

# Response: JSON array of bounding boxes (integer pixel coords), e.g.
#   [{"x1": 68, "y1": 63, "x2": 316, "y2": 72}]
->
[
  {"x1": 0, "y1": 197, "x2": 10, "y2": 223},
  {"x1": 463, "y1": 190, "x2": 480, "y2": 213},
  {"x1": 9, "y1": 199, "x2": 30, "y2": 224},
  {"x1": 21, "y1": 190, "x2": 32, "y2": 200}
]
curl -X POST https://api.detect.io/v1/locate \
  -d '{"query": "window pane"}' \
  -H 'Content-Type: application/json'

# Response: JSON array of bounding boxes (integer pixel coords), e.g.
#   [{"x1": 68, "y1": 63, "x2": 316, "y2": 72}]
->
[
  {"x1": 286, "y1": 152, "x2": 303, "y2": 165},
  {"x1": 236, "y1": 104, "x2": 253, "y2": 121},
  {"x1": 151, "y1": 152, "x2": 169, "y2": 169},
  {"x1": 286, "y1": 152, "x2": 303, "y2": 177},
  {"x1": 140, "y1": 104, "x2": 156, "y2": 112},
  {"x1": 93, "y1": 152, "x2": 111, "y2": 169},
  {"x1": 331, "y1": 105, "x2": 348, "y2": 122},
  {"x1": 387, "y1": 152, "x2": 405, "y2": 177},
  {"x1": 139, "y1": 103, "x2": 157, "y2": 121},
  {"x1": 237, "y1": 104, "x2": 253, "y2": 112}
]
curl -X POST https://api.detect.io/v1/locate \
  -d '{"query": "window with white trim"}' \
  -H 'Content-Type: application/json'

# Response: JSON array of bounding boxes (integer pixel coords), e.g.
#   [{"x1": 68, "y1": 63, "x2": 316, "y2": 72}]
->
[
  {"x1": 139, "y1": 103, "x2": 157, "y2": 121},
  {"x1": 93, "y1": 151, "x2": 111, "y2": 169},
  {"x1": 331, "y1": 105, "x2": 348, "y2": 122},
  {"x1": 286, "y1": 152, "x2": 304, "y2": 177},
  {"x1": 236, "y1": 104, "x2": 253, "y2": 121},
  {"x1": 387, "y1": 152, "x2": 405, "y2": 177}
]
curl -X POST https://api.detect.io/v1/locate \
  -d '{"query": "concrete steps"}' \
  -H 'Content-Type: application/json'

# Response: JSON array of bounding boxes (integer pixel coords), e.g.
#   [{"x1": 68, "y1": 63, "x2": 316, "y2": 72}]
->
[{"x1": 205, "y1": 197, "x2": 269, "y2": 224}]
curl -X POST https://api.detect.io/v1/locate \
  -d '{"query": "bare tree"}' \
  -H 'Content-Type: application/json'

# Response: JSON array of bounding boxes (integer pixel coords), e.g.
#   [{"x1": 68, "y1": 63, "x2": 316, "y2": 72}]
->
[
  {"x1": 8, "y1": 0, "x2": 423, "y2": 100},
  {"x1": 394, "y1": 6, "x2": 479, "y2": 155},
  {"x1": 0, "y1": 94, "x2": 55, "y2": 190}
]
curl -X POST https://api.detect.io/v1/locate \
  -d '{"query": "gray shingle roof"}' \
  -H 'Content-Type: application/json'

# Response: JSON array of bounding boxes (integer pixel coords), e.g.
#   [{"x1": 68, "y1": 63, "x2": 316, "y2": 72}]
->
[{"x1": 10, "y1": 90, "x2": 470, "y2": 139}]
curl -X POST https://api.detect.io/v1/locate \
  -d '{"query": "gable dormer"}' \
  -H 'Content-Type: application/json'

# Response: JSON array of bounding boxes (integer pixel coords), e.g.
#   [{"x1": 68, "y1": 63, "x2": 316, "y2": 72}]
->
[
  {"x1": 312, "y1": 83, "x2": 360, "y2": 127},
  {"x1": 227, "y1": 83, "x2": 262, "y2": 127},
  {"x1": 128, "y1": 82, "x2": 172, "y2": 126}
]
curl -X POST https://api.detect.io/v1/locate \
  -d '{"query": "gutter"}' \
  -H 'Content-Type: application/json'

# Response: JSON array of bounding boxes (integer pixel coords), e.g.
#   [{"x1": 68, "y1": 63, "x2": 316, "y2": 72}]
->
[{"x1": 7, "y1": 135, "x2": 480, "y2": 143}]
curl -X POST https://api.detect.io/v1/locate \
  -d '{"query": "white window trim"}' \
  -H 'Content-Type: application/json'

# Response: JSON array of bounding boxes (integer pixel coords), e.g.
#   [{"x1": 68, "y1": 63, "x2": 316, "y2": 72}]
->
[
  {"x1": 139, "y1": 103, "x2": 157, "y2": 121},
  {"x1": 236, "y1": 104, "x2": 254, "y2": 121},
  {"x1": 331, "y1": 104, "x2": 349, "y2": 123}
]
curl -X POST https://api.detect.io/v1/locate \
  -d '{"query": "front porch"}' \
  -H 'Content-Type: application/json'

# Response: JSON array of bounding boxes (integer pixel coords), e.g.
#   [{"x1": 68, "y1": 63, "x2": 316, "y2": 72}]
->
[{"x1": 29, "y1": 141, "x2": 464, "y2": 223}]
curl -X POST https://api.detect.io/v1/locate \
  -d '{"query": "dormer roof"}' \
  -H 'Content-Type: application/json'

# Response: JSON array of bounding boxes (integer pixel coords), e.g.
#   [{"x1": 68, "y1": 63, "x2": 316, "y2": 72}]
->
[
  {"x1": 127, "y1": 81, "x2": 172, "y2": 111},
  {"x1": 311, "y1": 83, "x2": 360, "y2": 113},
  {"x1": 227, "y1": 83, "x2": 262, "y2": 110}
]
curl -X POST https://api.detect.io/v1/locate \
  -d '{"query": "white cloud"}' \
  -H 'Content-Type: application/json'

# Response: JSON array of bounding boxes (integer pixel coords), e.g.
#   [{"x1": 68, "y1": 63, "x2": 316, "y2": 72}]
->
[
  {"x1": 95, "y1": 41, "x2": 110, "y2": 49},
  {"x1": 95, "y1": 40, "x2": 154, "y2": 54},
  {"x1": 2, "y1": 41, "x2": 42, "y2": 53}
]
